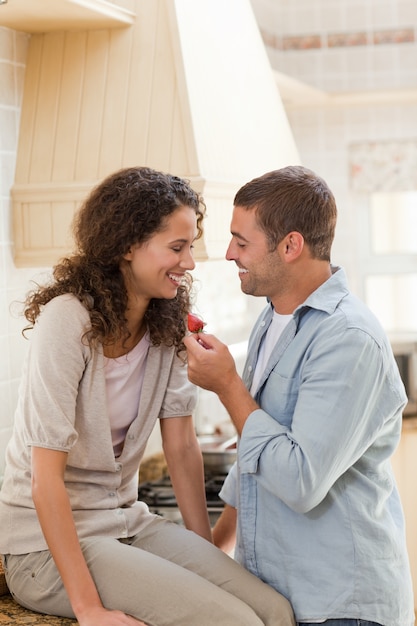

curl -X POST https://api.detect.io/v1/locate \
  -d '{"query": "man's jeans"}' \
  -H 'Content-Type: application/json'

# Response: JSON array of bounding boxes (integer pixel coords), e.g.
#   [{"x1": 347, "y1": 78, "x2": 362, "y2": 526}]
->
[{"x1": 299, "y1": 619, "x2": 382, "y2": 626}]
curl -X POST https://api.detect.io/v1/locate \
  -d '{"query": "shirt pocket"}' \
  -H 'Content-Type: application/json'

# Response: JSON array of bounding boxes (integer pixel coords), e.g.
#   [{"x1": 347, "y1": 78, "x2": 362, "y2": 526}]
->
[{"x1": 258, "y1": 369, "x2": 298, "y2": 429}]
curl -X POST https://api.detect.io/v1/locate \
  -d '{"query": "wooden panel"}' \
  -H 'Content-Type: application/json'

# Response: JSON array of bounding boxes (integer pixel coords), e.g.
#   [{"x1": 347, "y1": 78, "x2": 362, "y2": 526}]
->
[
  {"x1": 29, "y1": 33, "x2": 65, "y2": 183},
  {"x1": 11, "y1": 0, "x2": 219, "y2": 266},
  {"x1": 23, "y1": 203, "x2": 53, "y2": 249},
  {"x1": 165, "y1": 0, "x2": 199, "y2": 176},
  {"x1": 14, "y1": 35, "x2": 43, "y2": 183},
  {"x1": 75, "y1": 29, "x2": 110, "y2": 181},
  {"x1": 170, "y1": 88, "x2": 190, "y2": 175},
  {"x1": 51, "y1": 203, "x2": 77, "y2": 248},
  {"x1": 99, "y1": 27, "x2": 134, "y2": 176},
  {"x1": 52, "y1": 31, "x2": 88, "y2": 182},
  {"x1": 146, "y1": 0, "x2": 176, "y2": 172},
  {"x1": 12, "y1": 182, "x2": 93, "y2": 266},
  {"x1": 122, "y1": 0, "x2": 159, "y2": 166}
]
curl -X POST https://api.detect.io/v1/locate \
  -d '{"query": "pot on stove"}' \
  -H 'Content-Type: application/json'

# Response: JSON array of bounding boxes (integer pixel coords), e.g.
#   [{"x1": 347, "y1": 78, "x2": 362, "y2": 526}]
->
[{"x1": 198, "y1": 434, "x2": 237, "y2": 473}]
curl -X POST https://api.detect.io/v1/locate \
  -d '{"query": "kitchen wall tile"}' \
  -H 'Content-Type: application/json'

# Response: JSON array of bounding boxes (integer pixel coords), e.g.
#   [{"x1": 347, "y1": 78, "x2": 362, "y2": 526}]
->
[
  {"x1": 0, "y1": 286, "x2": 8, "y2": 339},
  {"x1": 0, "y1": 336, "x2": 10, "y2": 381},
  {"x1": 14, "y1": 29, "x2": 30, "y2": 65},
  {"x1": 327, "y1": 32, "x2": 370, "y2": 49},
  {"x1": 397, "y1": 42, "x2": 417, "y2": 72},
  {"x1": 318, "y1": 3, "x2": 348, "y2": 33},
  {"x1": 344, "y1": 2, "x2": 372, "y2": 31},
  {"x1": 0, "y1": 27, "x2": 30, "y2": 480},
  {"x1": 290, "y1": 6, "x2": 321, "y2": 36},
  {"x1": 345, "y1": 46, "x2": 373, "y2": 78},
  {"x1": 320, "y1": 48, "x2": 347, "y2": 76},
  {"x1": 0, "y1": 106, "x2": 17, "y2": 152},
  {"x1": 397, "y1": 0, "x2": 417, "y2": 23},
  {"x1": 257, "y1": 0, "x2": 417, "y2": 94},
  {"x1": 0, "y1": 61, "x2": 15, "y2": 107},
  {"x1": 371, "y1": 1, "x2": 400, "y2": 29}
]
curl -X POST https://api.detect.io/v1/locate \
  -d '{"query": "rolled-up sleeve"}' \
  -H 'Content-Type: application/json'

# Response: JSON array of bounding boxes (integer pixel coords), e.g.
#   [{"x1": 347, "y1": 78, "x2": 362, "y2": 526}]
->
[
  {"x1": 238, "y1": 324, "x2": 406, "y2": 514},
  {"x1": 219, "y1": 461, "x2": 239, "y2": 508}
]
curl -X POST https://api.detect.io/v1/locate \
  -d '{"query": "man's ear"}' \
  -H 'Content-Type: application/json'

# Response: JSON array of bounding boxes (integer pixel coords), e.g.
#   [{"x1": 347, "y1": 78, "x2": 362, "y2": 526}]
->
[{"x1": 282, "y1": 231, "x2": 304, "y2": 262}]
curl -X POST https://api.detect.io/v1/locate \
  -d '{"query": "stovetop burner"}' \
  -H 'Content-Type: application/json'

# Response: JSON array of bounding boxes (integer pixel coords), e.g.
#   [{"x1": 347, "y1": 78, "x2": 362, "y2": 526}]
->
[{"x1": 138, "y1": 473, "x2": 227, "y2": 512}]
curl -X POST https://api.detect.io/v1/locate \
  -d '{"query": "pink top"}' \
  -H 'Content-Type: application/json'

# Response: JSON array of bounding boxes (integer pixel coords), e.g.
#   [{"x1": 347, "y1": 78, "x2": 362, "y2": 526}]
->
[{"x1": 104, "y1": 333, "x2": 150, "y2": 457}]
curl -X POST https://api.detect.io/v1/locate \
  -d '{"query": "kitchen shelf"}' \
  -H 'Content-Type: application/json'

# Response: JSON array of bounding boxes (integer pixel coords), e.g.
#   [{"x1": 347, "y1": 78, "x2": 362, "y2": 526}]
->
[{"x1": 0, "y1": 0, "x2": 136, "y2": 33}]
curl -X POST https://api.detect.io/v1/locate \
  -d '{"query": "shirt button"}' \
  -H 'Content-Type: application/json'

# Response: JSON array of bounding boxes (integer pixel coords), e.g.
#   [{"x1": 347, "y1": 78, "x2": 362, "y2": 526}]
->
[
  {"x1": 109, "y1": 492, "x2": 116, "y2": 497},
  {"x1": 260, "y1": 321, "x2": 266, "y2": 327},
  {"x1": 128, "y1": 434, "x2": 134, "y2": 440},
  {"x1": 115, "y1": 464, "x2": 122, "y2": 471},
  {"x1": 248, "y1": 365, "x2": 253, "y2": 372}
]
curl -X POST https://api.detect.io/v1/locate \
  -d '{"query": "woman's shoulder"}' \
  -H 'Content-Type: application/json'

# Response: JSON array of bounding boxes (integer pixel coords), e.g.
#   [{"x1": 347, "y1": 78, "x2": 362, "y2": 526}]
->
[
  {"x1": 41, "y1": 293, "x2": 88, "y2": 314},
  {"x1": 38, "y1": 294, "x2": 90, "y2": 329}
]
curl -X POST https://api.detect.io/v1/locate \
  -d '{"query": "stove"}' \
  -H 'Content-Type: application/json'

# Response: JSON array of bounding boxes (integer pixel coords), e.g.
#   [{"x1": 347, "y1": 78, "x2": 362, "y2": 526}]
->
[{"x1": 138, "y1": 473, "x2": 227, "y2": 525}]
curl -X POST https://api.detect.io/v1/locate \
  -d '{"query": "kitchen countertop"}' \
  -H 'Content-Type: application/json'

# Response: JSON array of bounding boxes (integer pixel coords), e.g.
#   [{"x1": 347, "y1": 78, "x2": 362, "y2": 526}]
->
[
  {"x1": 0, "y1": 594, "x2": 76, "y2": 625},
  {"x1": 402, "y1": 417, "x2": 417, "y2": 431}
]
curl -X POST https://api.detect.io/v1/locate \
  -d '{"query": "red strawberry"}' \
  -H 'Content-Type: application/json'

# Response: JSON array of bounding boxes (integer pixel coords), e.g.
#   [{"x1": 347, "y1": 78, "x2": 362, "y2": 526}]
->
[{"x1": 187, "y1": 312, "x2": 206, "y2": 333}]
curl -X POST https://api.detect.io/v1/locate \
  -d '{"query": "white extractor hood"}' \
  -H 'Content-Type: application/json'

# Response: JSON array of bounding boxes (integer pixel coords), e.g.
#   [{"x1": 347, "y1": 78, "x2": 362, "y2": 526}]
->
[{"x1": 11, "y1": 0, "x2": 299, "y2": 267}]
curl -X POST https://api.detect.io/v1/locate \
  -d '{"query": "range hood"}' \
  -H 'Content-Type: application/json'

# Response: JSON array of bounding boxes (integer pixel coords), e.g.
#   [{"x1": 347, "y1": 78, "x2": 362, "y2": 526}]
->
[{"x1": 10, "y1": 0, "x2": 299, "y2": 267}]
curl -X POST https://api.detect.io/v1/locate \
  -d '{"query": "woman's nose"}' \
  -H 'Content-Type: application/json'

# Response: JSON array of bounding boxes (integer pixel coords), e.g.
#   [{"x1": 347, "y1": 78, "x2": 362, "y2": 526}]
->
[{"x1": 180, "y1": 248, "x2": 196, "y2": 270}]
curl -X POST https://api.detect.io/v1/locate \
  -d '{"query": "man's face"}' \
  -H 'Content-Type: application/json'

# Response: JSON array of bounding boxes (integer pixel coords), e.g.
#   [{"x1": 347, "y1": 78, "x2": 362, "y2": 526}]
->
[{"x1": 226, "y1": 205, "x2": 288, "y2": 301}]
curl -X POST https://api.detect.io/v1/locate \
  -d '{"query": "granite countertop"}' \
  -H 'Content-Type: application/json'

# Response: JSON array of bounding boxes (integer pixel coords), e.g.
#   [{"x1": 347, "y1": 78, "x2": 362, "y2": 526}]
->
[
  {"x1": 0, "y1": 561, "x2": 77, "y2": 625},
  {"x1": 0, "y1": 594, "x2": 77, "y2": 625}
]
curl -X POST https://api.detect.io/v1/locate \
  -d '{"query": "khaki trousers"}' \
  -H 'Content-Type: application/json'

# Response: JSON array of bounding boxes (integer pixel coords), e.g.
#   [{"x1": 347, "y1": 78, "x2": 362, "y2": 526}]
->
[{"x1": 3, "y1": 517, "x2": 294, "y2": 626}]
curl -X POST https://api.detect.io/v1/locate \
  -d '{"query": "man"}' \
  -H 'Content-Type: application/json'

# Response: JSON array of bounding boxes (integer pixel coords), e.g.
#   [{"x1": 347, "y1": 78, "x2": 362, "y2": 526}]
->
[{"x1": 184, "y1": 166, "x2": 414, "y2": 626}]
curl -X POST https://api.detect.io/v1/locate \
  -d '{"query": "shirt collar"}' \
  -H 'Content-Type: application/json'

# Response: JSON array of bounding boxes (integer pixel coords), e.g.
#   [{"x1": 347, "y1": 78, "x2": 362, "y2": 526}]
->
[
  {"x1": 264, "y1": 265, "x2": 349, "y2": 321},
  {"x1": 294, "y1": 265, "x2": 349, "y2": 317}
]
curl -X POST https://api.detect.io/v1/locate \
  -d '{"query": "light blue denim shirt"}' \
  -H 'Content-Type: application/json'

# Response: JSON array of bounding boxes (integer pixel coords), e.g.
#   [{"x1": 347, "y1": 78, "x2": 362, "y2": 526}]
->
[{"x1": 220, "y1": 266, "x2": 414, "y2": 625}]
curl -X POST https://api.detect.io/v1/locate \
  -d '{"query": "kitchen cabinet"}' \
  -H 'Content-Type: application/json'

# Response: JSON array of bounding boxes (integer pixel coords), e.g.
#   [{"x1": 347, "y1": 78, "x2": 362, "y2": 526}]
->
[{"x1": 391, "y1": 418, "x2": 417, "y2": 613}]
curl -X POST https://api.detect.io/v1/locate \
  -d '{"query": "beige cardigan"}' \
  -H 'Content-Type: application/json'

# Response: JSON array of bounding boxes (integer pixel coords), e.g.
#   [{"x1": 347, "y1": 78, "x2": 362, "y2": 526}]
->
[{"x1": 0, "y1": 295, "x2": 196, "y2": 554}]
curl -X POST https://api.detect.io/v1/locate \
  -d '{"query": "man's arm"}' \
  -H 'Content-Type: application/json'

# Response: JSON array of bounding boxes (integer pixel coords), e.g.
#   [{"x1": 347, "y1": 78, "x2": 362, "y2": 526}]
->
[{"x1": 212, "y1": 504, "x2": 237, "y2": 554}]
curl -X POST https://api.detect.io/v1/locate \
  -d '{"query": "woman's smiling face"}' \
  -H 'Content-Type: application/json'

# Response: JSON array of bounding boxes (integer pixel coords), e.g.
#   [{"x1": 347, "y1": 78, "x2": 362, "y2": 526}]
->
[{"x1": 122, "y1": 205, "x2": 198, "y2": 303}]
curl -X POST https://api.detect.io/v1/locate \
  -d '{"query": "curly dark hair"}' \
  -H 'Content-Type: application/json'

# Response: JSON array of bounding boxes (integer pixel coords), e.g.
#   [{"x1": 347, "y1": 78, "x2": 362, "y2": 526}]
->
[{"x1": 23, "y1": 166, "x2": 206, "y2": 352}]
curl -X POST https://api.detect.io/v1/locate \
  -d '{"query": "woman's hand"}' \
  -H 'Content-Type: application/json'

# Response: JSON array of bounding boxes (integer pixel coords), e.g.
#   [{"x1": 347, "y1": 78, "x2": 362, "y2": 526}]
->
[{"x1": 31, "y1": 448, "x2": 148, "y2": 625}]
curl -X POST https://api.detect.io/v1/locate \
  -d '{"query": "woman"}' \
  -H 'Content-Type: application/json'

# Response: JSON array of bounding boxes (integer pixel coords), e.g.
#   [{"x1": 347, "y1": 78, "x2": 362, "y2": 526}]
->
[{"x1": 0, "y1": 167, "x2": 294, "y2": 626}]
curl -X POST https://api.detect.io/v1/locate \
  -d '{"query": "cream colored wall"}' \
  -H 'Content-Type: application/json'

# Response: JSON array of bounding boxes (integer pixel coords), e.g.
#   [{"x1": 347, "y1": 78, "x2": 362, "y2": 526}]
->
[
  {"x1": 0, "y1": 26, "x2": 48, "y2": 482},
  {"x1": 392, "y1": 423, "x2": 417, "y2": 607}
]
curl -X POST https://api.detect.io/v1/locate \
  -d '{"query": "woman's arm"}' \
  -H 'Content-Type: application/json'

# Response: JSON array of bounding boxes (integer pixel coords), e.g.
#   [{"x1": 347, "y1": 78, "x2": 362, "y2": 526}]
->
[
  {"x1": 31, "y1": 447, "x2": 144, "y2": 626},
  {"x1": 212, "y1": 504, "x2": 237, "y2": 554},
  {"x1": 160, "y1": 416, "x2": 212, "y2": 542}
]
